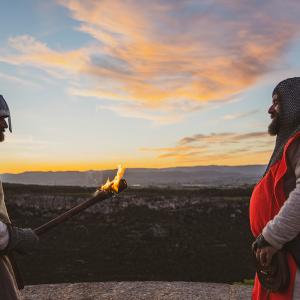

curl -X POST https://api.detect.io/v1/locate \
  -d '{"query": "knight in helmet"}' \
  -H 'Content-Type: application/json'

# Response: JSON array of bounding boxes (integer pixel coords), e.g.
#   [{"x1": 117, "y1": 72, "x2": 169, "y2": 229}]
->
[
  {"x1": 0, "y1": 95, "x2": 39, "y2": 300},
  {"x1": 250, "y1": 78, "x2": 300, "y2": 299}
]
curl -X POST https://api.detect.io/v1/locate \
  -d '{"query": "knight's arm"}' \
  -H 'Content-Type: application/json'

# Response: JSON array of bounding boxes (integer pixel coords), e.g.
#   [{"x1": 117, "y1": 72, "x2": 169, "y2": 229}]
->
[{"x1": 262, "y1": 139, "x2": 300, "y2": 249}]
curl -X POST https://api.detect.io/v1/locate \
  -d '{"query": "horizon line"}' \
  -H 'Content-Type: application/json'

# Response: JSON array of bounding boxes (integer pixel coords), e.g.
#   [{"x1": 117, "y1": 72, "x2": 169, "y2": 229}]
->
[{"x1": 0, "y1": 164, "x2": 267, "y2": 175}]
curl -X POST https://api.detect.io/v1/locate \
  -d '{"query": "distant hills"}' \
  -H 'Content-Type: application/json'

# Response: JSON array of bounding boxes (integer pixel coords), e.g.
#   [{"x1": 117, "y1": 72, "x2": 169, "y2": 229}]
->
[{"x1": 0, "y1": 165, "x2": 266, "y2": 187}]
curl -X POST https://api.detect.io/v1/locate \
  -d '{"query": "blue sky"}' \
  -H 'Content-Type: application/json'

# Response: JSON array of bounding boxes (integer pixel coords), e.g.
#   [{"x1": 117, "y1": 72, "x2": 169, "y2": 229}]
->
[{"x1": 0, "y1": 0, "x2": 300, "y2": 173}]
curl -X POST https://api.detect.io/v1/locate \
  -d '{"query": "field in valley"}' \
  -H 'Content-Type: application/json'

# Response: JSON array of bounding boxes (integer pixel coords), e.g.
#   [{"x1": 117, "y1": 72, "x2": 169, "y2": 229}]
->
[{"x1": 3, "y1": 183, "x2": 255, "y2": 285}]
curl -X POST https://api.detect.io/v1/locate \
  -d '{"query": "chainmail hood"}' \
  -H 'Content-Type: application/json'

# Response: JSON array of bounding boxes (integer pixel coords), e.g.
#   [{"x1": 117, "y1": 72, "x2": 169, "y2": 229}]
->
[
  {"x1": 265, "y1": 77, "x2": 300, "y2": 173},
  {"x1": 0, "y1": 95, "x2": 12, "y2": 132}
]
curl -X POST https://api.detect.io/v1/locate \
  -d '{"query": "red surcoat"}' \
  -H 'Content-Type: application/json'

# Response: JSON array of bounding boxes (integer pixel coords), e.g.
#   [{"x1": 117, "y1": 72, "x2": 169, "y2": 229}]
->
[{"x1": 249, "y1": 132, "x2": 300, "y2": 300}]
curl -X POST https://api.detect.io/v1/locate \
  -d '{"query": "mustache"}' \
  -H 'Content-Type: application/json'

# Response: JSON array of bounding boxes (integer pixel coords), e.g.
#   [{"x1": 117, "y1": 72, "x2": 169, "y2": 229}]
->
[{"x1": 270, "y1": 112, "x2": 279, "y2": 119}]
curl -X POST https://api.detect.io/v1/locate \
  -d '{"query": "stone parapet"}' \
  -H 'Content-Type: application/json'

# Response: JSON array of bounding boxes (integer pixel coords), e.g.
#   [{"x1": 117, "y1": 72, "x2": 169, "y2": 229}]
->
[{"x1": 21, "y1": 282, "x2": 252, "y2": 300}]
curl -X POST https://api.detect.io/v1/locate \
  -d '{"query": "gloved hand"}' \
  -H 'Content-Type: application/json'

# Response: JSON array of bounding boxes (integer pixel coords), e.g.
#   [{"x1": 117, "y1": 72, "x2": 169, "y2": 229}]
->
[
  {"x1": 252, "y1": 234, "x2": 278, "y2": 267},
  {"x1": 5, "y1": 224, "x2": 39, "y2": 255},
  {"x1": 252, "y1": 234, "x2": 271, "y2": 252}
]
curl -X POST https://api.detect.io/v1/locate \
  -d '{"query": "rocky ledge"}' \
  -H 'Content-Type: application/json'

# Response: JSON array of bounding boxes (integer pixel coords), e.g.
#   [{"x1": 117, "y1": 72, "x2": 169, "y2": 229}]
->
[{"x1": 21, "y1": 282, "x2": 252, "y2": 300}]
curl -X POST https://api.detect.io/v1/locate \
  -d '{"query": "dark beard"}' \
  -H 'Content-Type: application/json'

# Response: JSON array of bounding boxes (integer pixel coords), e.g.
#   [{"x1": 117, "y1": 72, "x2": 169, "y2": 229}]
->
[{"x1": 268, "y1": 116, "x2": 280, "y2": 136}]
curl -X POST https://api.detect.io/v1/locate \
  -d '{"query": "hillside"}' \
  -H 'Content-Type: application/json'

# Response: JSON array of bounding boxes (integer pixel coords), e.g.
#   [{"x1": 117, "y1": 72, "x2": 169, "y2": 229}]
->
[
  {"x1": 4, "y1": 183, "x2": 255, "y2": 285},
  {"x1": 1, "y1": 165, "x2": 266, "y2": 187}
]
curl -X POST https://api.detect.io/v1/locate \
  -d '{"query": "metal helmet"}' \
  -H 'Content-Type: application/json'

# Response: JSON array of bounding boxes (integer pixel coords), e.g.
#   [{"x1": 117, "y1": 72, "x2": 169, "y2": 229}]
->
[{"x1": 0, "y1": 95, "x2": 12, "y2": 132}]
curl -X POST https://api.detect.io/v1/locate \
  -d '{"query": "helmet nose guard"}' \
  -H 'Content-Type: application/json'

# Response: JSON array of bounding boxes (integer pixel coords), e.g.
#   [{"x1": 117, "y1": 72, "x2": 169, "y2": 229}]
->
[{"x1": 0, "y1": 95, "x2": 12, "y2": 132}]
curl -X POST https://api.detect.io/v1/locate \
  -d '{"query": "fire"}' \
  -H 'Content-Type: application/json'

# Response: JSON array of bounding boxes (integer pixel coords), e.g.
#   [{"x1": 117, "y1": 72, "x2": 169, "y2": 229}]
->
[{"x1": 99, "y1": 165, "x2": 126, "y2": 193}]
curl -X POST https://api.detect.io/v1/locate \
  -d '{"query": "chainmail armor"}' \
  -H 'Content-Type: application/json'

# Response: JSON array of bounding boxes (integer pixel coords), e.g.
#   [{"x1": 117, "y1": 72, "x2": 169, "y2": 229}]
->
[
  {"x1": 0, "y1": 95, "x2": 12, "y2": 132},
  {"x1": 265, "y1": 77, "x2": 300, "y2": 174}
]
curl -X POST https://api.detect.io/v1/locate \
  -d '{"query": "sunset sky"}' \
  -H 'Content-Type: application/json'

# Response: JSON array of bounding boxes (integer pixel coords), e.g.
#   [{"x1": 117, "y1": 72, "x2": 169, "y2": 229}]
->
[{"x1": 1, "y1": 0, "x2": 300, "y2": 173}]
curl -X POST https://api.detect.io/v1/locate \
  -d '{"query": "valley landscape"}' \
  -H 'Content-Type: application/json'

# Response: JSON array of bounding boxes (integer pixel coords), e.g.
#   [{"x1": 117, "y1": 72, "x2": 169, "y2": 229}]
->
[
  {"x1": 1, "y1": 165, "x2": 265, "y2": 187},
  {"x1": 3, "y1": 175, "x2": 256, "y2": 286}
]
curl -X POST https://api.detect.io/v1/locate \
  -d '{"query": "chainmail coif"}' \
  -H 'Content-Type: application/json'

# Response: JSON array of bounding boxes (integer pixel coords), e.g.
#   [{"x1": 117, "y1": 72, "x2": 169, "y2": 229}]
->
[
  {"x1": 0, "y1": 95, "x2": 12, "y2": 132},
  {"x1": 265, "y1": 77, "x2": 300, "y2": 173}
]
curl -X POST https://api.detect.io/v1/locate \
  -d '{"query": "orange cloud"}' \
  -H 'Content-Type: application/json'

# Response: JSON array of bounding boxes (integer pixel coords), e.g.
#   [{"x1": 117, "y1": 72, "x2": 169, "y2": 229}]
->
[
  {"x1": 1, "y1": 0, "x2": 299, "y2": 116},
  {"x1": 57, "y1": 0, "x2": 298, "y2": 107},
  {"x1": 142, "y1": 131, "x2": 275, "y2": 165},
  {"x1": 0, "y1": 35, "x2": 90, "y2": 77}
]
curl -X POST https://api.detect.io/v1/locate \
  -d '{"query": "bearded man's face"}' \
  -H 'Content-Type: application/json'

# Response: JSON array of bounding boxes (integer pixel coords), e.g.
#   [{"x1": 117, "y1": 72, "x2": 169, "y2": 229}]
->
[
  {"x1": 268, "y1": 93, "x2": 280, "y2": 136},
  {"x1": 0, "y1": 117, "x2": 8, "y2": 142}
]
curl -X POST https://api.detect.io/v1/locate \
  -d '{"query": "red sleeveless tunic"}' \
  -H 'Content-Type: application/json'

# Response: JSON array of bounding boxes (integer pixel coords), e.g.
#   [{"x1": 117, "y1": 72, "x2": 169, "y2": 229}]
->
[{"x1": 249, "y1": 132, "x2": 300, "y2": 300}]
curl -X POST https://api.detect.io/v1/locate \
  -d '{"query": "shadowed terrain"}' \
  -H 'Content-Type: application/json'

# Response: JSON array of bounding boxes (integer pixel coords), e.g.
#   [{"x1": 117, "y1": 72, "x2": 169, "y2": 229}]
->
[{"x1": 3, "y1": 183, "x2": 255, "y2": 285}]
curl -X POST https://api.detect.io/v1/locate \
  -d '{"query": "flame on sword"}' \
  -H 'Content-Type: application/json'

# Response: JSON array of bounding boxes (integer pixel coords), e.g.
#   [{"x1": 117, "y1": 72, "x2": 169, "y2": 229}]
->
[{"x1": 98, "y1": 165, "x2": 126, "y2": 194}]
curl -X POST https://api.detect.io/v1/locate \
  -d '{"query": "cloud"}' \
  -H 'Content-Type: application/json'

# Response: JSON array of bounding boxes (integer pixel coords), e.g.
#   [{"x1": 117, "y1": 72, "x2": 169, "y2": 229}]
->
[
  {"x1": 0, "y1": 72, "x2": 41, "y2": 88},
  {"x1": 5, "y1": 135, "x2": 57, "y2": 149},
  {"x1": 142, "y1": 131, "x2": 274, "y2": 165},
  {"x1": 222, "y1": 109, "x2": 259, "y2": 120},
  {"x1": 57, "y1": 0, "x2": 299, "y2": 105},
  {"x1": 141, "y1": 145, "x2": 208, "y2": 160},
  {"x1": 1, "y1": 0, "x2": 300, "y2": 121},
  {"x1": 0, "y1": 35, "x2": 90, "y2": 78},
  {"x1": 179, "y1": 132, "x2": 270, "y2": 145},
  {"x1": 2, "y1": 135, "x2": 58, "y2": 160},
  {"x1": 96, "y1": 102, "x2": 184, "y2": 125},
  {"x1": 71, "y1": 85, "x2": 210, "y2": 124}
]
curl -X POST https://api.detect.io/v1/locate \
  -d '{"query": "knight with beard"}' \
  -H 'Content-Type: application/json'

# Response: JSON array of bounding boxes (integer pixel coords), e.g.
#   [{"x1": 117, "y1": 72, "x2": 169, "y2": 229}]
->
[
  {"x1": 250, "y1": 77, "x2": 300, "y2": 299},
  {"x1": 268, "y1": 93, "x2": 280, "y2": 136},
  {"x1": 0, "y1": 95, "x2": 39, "y2": 300}
]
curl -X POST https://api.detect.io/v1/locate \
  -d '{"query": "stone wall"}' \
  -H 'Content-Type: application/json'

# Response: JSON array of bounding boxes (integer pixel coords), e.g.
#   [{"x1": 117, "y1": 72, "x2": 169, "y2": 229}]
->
[{"x1": 21, "y1": 282, "x2": 252, "y2": 300}]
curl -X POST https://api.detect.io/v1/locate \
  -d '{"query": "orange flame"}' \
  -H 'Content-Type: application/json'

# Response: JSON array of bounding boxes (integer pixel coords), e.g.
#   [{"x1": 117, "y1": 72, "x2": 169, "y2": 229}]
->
[{"x1": 99, "y1": 165, "x2": 126, "y2": 193}]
